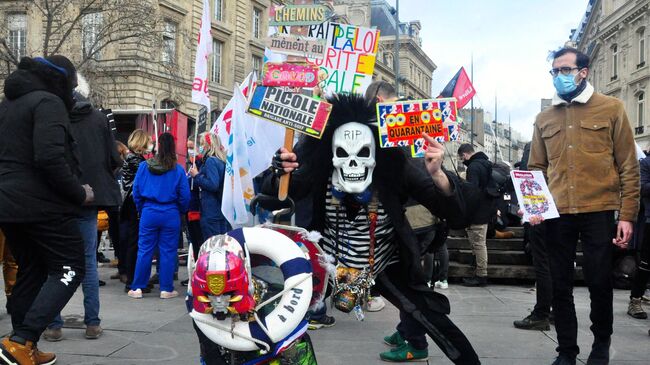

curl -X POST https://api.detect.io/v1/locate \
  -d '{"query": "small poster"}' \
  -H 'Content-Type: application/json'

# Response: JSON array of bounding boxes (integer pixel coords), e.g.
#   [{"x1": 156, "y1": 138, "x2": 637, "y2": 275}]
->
[
  {"x1": 266, "y1": 33, "x2": 326, "y2": 60},
  {"x1": 262, "y1": 62, "x2": 319, "y2": 88},
  {"x1": 247, "y1": 86, "x2": 332, "y2": 139},
  {"x1": 269, "y1": 4, "x2": 333, "y2": 26},
  {"x1": 376, "y1": 98, "x2": 459, "y2": 152},
  {"x1": 510, "y1": 170, "x2": 560, "y2": 223}
]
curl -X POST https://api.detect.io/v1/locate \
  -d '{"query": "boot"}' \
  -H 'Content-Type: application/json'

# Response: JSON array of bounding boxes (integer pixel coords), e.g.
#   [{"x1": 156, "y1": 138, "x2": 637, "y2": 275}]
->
[
  {"x1": 627, "y1": 297, "x2": 647, "y2": 319},
  {"x1": 380, "y1": 342, "x2": 428, "y2": 362},
  {"x1": 0, "y1": 336, "x2": 37, "y2": 365},
  {"x1": 514, "y1": 313, "x2": 551, "y2": 331},
  {"x1": 33, "y1": 345, "x2": 56, "y2": 365}
]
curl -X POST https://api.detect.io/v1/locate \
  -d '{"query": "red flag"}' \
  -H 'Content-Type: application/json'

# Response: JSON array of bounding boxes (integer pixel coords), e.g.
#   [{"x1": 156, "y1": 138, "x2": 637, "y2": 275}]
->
[{"x1": 438, "y1": 67, "x2": 476, "y2": 109}]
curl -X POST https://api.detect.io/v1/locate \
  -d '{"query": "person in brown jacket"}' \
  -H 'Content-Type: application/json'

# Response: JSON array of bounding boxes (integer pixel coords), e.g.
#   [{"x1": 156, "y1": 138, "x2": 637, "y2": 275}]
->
[{"x1": 529, "y1": 47, "x2": 640, "y2": 365}]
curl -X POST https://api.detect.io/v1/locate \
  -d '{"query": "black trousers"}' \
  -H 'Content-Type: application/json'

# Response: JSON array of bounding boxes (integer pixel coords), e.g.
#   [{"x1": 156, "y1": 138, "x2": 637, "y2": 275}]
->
[
  {"x1": 0, "y1": 216, "x2": 85, "y2": 342},
  {"x1": 631, "y1": 222, "x2": 650, "y2": 298},
  {"x1": 376, "y1": 264, "x2": 480, "y2": 364},
  {"x1": 529, "y1": 222, "x2": 552, "y2": 318},
  {"x1": 545, "y1": 211, "x2": 615, "y2": 359},
  {"x1": 121, "y1": 196, "x2": 139, "y2": 286},
  {"x1": 186, "y1": 218, "x2": 204, "y2": 259}
]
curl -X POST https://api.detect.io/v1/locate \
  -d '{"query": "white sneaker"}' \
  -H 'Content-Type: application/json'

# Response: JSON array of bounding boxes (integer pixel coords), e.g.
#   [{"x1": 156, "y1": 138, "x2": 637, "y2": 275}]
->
[
  {"x1": 434, "y1": 280, "x2": 448, "y2": 289},
  {"x1": 366, "y1": 296, "x2": 386, "y2": 312},
  {"x1": 160, "y1": 290, "x2": 179, "y2": 299},
  {"x1": 127, "y1": 289, "x2": 143, "y2": 298}
]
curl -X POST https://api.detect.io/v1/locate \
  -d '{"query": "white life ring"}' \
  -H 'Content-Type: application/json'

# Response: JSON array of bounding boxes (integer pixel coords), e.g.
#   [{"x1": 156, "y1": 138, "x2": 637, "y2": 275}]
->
[{"x1": 190, "y1": 227, "x2": 313, "y2": 351}]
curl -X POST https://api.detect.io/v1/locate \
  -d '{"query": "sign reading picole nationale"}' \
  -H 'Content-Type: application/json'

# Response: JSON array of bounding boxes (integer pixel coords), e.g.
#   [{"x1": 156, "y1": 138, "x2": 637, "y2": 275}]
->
[{"x1": 247, "y1": 86, "x2": 332, "y2": 139}]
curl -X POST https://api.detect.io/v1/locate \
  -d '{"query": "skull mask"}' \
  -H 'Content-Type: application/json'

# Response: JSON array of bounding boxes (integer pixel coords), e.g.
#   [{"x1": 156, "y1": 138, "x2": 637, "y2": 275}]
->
[{"x1": 331, "y1": 122, "x2": 376, "y2": 193}]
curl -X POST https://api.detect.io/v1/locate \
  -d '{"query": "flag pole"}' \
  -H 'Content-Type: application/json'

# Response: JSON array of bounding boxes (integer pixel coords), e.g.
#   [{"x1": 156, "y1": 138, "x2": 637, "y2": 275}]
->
[
  {"x1": 470, "y1": 53, "x2": 474, "y2": 147},
  {"x1": 152, "y1": 95, "x2": 158, "y2": 151}
]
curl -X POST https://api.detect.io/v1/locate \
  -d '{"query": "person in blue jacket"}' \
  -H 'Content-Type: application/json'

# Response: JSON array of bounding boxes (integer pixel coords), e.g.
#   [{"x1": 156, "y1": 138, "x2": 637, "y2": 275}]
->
[
  {"x1": 128, "y1": 133, "x2": 190, "y2": 299},
  {"x1": 189, "y1": 131, "x2": 232, "y2": 239}
]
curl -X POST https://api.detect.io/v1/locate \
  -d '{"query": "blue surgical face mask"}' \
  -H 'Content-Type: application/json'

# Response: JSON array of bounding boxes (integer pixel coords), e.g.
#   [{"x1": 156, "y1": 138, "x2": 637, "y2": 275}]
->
[
  {"x1": 187, "y1": 149, "x2": 196, "y2": 157},
  {"x1": 199, "y1": 146, "x2": 205, "y2": 154},
  {"x1": 553, "y1": 73, "x2": 578, "y2": 95}
]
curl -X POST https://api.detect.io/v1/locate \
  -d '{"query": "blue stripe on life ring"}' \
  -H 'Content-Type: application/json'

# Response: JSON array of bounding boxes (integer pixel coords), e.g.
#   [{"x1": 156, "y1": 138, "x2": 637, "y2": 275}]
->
[
  {"x1": 280, "y1": 258, "x2": 312, "y2": 280},
  {"x1": 228, "y1": 228, "x2": 246, "y2": 247},
  {"x1": 249, "y1": 317, "x2": 272, "y2": 349}
]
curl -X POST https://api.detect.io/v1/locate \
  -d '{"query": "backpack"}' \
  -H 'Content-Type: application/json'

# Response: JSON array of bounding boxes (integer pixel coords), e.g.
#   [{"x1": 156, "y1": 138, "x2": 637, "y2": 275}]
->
[{"x1": 485, "y1": 162, "x2": 510, "y2": 198}]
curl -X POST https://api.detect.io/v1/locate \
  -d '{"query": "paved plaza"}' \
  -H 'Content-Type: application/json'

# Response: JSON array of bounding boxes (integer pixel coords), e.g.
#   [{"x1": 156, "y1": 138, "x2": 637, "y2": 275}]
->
[{"x1": 0, "y1": 262, "x2": 648, "y2": 365}]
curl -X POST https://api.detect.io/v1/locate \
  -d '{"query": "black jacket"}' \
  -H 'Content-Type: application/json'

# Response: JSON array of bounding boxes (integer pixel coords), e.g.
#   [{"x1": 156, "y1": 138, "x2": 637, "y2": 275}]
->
[
  {"x1": 463, "y1": 151, "x2": 495, "y2": 224},
  {"x1": 69, "y1": 101, "x2": 122, "y2": 208},
  {"x1": 264, "y1": 151, "x2": 469, "y2": 313},
  {"x1": 122, "y1": 152, "x2": 145, "y2": 193},
  {"x1": 0, "y1": 64, "x2": 86, "y2": 221}
]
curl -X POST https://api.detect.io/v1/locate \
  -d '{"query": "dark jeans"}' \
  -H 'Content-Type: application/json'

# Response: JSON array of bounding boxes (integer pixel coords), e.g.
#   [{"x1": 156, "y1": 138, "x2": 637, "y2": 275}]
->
[
  {"x1": 545, "y1": 211, "x2": 615, "y2": 360},
  {"x1": 530, "y1": 222, "x2": 552, "y2": 318},
  {"x1": 631, "y1": 222, "x2": 650, "y2": 298},
  {"x1": 186, "y1": 219, "x2": 204, "y2": 259},
  {"x1": 396, "y1": 310, "x2": 428, "y2": 350},
  {"x1": 434, "y1": 242, "x2": 449, "y2": 281},
  {"x1": 376, "y1": 264, "x2": 480, "y2": 365},
  {"x1": 0, "y1": 216, "x2": 85, "y2": 342},
  {"x1": 105, "y1": 205, "x2": 124, "y2": 274},
  {"x1": 121, "y1": 196, "x2": 140, "y2": 286}
]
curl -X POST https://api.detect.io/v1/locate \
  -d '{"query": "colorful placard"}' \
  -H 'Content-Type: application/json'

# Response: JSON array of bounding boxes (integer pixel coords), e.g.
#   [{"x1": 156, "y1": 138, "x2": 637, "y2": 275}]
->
[
  {"x1": 266, "y1": 33, "x2": 327, "y2": 60},
  {"x1": 247, "y1": 86, "x2": 332, "y2": 139},
  {"x1": 377, "y1": 98, "x2": 459, "y2": 151},
  {"x1": 304, "y1": 22, "x2": 379, "y2": 94},
  {"x1": 510, "y1": 170, "x2": 560, "y2": 223},
  {"x1": 262, "y1": 62, "x2": 319, "y2": 88},
  {"x1": 269, "y1": 4, "x2": 332, "y2": 26}
]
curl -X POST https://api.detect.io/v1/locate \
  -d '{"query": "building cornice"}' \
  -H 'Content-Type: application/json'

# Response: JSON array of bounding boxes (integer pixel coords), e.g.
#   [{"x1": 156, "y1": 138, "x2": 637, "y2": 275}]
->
[{"x1": 159, "y1": 0, "x2": 188, "y2": 16}]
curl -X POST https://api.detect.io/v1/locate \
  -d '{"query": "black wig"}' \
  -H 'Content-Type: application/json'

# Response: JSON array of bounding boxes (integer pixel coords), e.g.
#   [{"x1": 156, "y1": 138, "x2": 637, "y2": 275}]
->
[{"x1": 295, "y1": 93, "x2": 408, "y2": 188}]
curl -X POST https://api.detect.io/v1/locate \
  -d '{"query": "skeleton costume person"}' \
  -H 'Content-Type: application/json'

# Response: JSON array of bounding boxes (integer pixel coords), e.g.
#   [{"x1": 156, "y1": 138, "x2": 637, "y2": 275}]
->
[{"x1": 267, "y1": 94, "x2": 480, "y2": 364}]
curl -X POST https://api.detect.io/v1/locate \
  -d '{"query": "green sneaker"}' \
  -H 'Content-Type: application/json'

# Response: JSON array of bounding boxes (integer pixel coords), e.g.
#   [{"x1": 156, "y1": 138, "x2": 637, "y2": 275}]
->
[
  {"x1": 380, "y1": 342, "x2": 428, "y2": 362},
  {"x1": 383, "y1": 331, "x2": 406, "y2": 347}
]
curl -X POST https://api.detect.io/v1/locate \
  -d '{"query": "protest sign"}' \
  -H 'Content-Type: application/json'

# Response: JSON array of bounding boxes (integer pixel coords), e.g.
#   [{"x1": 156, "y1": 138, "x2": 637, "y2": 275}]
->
[
  {"x1": 269, "y1": 4, "x2": 332, "y2": 26},
  {"x1": 510, "y1": 170, "x2": 560, "y2": 223},
  {"x1": 247, "y1": 86, "x2": 332, "y2": 139},
  {"x1": 266, "y1": 33, "x2": 326, "y2": 60},
  {"x1": 305, "y1": 22, "x2": 379, "y2": 94},
  {"x1": 376, "y1": 98, "x2": 459, "y2": 152},
  {"x1": 262, "y1": 62, "x2": 319, "y2": 88}
]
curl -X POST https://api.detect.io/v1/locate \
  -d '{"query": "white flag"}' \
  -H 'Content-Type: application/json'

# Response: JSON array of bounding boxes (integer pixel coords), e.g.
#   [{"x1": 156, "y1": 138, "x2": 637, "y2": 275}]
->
[
  {"x1": 221, "y1": 86, "x2": 256, "y2": 227},
  {"x1": 211, "y1": 72, "x2": 284, "y2": 177},
  {"x1": 191, "y1": 0, "x2": 212, "y2": 110}
]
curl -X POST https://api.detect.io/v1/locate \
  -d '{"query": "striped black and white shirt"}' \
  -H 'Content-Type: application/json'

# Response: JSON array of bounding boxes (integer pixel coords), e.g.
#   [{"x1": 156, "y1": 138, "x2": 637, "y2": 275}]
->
[{"x1": 321, "y1": 183, "x2": 399, "y2": 276}]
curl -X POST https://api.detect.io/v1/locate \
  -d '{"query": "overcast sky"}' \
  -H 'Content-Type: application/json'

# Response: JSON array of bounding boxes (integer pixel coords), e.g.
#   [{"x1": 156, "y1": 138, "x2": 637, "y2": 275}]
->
[{"x1": 389, "y1": 0, "x2": 589, "y2": 140}]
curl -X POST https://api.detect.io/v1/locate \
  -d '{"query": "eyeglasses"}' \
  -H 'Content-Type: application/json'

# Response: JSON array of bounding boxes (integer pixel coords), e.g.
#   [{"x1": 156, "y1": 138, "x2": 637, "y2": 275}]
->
[{"x1": 549, "y1": 67, "x2": 582, "y2": 76}]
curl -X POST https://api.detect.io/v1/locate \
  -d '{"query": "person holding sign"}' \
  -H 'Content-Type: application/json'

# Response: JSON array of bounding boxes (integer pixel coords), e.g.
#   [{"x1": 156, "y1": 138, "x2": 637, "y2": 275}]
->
[
  {"x1": 268, "y1": 94, "x2": 480, "y2": 364},
  {"x1": 529, "y1": 47, "x2": 640, "y2": 365}
]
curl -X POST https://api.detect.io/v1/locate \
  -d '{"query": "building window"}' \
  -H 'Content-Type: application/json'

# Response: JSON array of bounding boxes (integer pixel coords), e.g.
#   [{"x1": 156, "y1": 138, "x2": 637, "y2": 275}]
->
[
  {"x1": 211, "y1": 40, "x2": 223, "y2": 83},
  {"x1": 162, "y1": 20, "x2": 177, "y2": 65},
  {"x1": 6, "y1": 13, "x2": 26, "y2": 60},
  {"x1": 160, "y1": 99, "x2": 177, "y2": 109},
  {"x1": 82, "y1": 12, "x2": 103, "y2": 59},
  {"x1": 252, "y1": 54, "x2": 263, "y2": 75},
  {"x1": 253, "y1": 8, "x2": 261, "y2": 39},
  {"x1": 214, "y1": 0, "x2": 223, "y2": 21},
  {"x1": 639, "y1": 92, "x2": 645, "y2": 127},
  {"x1": 639, "y1": 29, "x2": 646, "y2": 68},
  {"x1": 611, "y1": 44, "x2": 618, "y2": 80}
]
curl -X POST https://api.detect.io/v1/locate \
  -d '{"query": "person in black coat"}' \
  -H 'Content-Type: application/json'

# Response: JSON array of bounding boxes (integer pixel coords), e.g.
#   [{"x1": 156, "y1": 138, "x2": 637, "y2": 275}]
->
[
  {"x1": 43, "y1": 78, "x2": 122, "y2": 341},
  {"x1": 0, "y1": 55, "x2": 93, "y2": 365},
  {"x1": 269, "y1": 94, "x2": 480, "y2": 364},
  {"x1": 457, "y1": 145, "x2": 495, "y2": 287}
]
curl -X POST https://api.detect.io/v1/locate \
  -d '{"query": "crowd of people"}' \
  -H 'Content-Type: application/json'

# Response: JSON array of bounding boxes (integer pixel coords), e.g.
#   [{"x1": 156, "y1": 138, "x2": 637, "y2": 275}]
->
[{"x1": 0, "y1": 45, "x2": 648, "y2": 365}]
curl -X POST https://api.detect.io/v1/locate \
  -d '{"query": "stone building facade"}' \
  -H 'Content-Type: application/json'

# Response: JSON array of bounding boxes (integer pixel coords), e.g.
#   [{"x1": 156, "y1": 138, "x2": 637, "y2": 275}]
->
[
  {"x1": 570, "y1": 0, "x2": 650, "y2": 148},
  {"x1": 0, "y1": 0, "x2": 272, "y2": 118}
]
